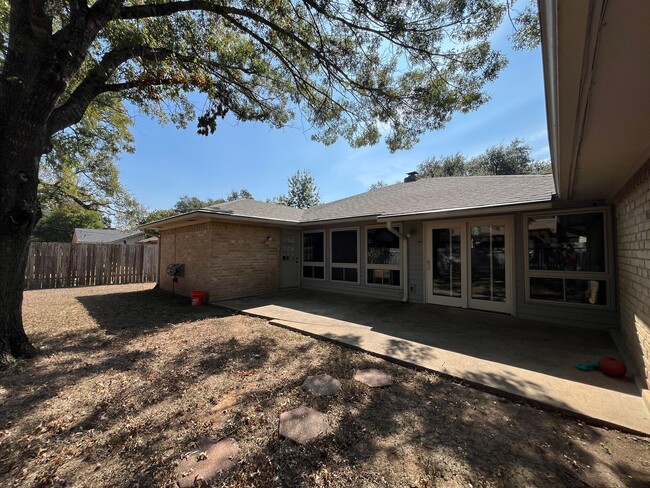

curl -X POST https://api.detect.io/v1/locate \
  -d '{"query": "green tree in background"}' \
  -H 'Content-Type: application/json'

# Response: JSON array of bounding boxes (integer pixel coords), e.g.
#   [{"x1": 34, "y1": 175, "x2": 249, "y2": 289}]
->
[
  {"x1": 275, "y1": 170, "x2": 322, "y2": 209},
  {"x1": 416, "y1": 139, "x2": 551, "y2": 178},
  {"x1": 368, "y1": 181, "x2": 388, "y2": 191},
  {"x1": 418, "y1": 153, "x2": 468, "y2": 178},
  {"x1": 172, "y1": 195, "x2": 224, "y2": 213},
  {"x1": 31, "y1": 205, "x2": 104, "y2": 242},
  {"x1": 227, "y1": 189, "x2": 253, "y2": 201},
  {"x1": 467, "y1": 138, "x2": 535, "y2": 175}
]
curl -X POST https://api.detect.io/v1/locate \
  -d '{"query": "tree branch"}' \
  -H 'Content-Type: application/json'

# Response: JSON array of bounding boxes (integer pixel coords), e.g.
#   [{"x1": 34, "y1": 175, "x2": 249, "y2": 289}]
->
[{"x1": 48, "y1": 45, "x2": 177, "y2": 135}]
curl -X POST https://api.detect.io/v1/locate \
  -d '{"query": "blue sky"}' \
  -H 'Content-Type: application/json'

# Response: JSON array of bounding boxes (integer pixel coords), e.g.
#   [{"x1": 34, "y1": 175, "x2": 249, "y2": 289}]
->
[{"x1": 118, "y1": 18, "x2": 549, "y2": 211}]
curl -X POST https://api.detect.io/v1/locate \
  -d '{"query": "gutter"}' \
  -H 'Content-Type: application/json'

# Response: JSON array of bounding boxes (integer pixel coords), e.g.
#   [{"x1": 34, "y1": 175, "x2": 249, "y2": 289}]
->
[
  {"x1": 385, "y1": 221, "x2": 409, "y2": 303},
  {"x1": 376, "y1": 201, "x2": 553, "y2": 222},
  {"x1": 539, "y1": 0, "x2": 562, "y2": 197}
]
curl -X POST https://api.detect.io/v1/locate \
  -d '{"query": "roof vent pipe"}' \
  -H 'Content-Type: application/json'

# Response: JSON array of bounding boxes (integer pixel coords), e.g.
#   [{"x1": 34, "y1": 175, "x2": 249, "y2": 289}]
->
[{"x1": 404, "y1": 171, "x2": 418, "y2": 183}]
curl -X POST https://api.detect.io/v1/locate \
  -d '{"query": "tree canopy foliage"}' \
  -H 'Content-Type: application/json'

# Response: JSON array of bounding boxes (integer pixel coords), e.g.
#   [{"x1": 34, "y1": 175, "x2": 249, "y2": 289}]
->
[
  {"x1": 31, "y1": 204, "x2": 104, "y2": 242},
  {"x1": 274, "y1": 170, "x2": 322, "y2": 209},
  {"x1": 142, "y1": 189, "x2": 253, "y2": 224},
  {"x1": 417, "y1": 139, "x2": 551, "y2": 178},
  {"x1": 1, "y1": 0, "x2": 539, "y2": 156},
  {"x1": 37, "y1": 95, "x2": 145, "y2": 230}
]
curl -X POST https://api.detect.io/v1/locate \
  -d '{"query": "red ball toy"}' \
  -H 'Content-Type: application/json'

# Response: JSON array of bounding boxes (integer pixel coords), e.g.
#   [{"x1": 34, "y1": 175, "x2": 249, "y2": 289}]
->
[{"x1": 599, "y1": 357, "x2": 627, "y2": 378}]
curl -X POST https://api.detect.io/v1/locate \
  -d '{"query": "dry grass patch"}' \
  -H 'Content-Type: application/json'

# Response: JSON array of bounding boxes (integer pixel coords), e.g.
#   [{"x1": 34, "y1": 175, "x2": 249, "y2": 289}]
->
[{"x1": 0, "y1": 284, "x2": 648, "y2": 487}]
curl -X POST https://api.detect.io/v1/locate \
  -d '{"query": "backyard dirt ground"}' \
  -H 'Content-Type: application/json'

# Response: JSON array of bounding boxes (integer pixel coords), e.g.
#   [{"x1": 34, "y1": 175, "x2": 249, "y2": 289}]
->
[{"x1": 0, "y1": 284, "x2": 649, "y2": 487}]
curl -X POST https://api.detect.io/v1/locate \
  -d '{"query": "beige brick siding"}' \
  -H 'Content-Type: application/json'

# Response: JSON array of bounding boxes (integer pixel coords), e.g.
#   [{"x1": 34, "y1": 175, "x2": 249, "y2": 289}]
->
[
  {"x1": 616, "y1": 174, "x2": 650, "y2": 390},
  {"x1": 159, "y1": 221, "x2": 281, "y2": 301}
]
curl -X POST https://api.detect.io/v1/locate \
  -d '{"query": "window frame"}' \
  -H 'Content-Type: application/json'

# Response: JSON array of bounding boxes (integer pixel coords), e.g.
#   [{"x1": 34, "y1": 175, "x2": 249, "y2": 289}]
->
[
  {"x1": 329, "y1": 227, "x2": 360, "y2": 284},
  {"x1": 301, "y1": 229, "x2": 326, "y2": 281},
  {"x1": 523, "y1": 207, "x2": 614, "y2": 309},
  {"x1": 365, "y1": 224, "x2": 403, "y2": 288}
]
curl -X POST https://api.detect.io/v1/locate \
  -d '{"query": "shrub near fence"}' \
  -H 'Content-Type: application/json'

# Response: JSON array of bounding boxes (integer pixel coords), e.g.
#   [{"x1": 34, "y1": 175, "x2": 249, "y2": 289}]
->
[{"x1": 24, "y1": 242, "x2": 159, "y2": 290}]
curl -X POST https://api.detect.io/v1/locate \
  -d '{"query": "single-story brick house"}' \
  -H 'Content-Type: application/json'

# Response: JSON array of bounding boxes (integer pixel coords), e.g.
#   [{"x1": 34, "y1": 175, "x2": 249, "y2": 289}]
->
[
  {"x1": 143, "y1": 175, "x2": 613, "y2": 329},
  {"x1": 142, "y1": 1, "x2": 650, "y2": 406}
]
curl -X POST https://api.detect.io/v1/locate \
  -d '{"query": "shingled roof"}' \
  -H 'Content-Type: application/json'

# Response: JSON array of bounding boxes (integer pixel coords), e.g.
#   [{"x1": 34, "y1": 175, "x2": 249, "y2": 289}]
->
[
  {"x1": 301, "y1": 174, "x2": 556, "y2": 222},
  {"x1": 73, "y1": 228, "x2": 135, "y2": 243},
  {"x1": 142, "y1": 175, "x2": 556, "y2": 229},
  {"x1": 203, "y1": 199, "x2": 304, "y2": 222}
]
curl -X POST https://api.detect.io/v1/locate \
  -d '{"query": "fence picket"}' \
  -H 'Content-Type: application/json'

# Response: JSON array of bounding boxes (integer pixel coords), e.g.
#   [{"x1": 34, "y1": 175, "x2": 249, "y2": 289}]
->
[{"x1": 24, "y1": 243, "x2": 158, "y2": 290}]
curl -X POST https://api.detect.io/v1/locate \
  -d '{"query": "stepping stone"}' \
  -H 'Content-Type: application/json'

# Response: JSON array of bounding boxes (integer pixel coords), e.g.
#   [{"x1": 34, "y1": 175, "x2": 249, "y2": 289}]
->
[
  {"x1": 353, "y1": 368, "x2": 393, "y2": 387},
  {"x1": 176, "y1": 438, "x2": 239, "y2": 488},
  {"x1": 301, "y1": 375, "x2": 342, "y2": 396},
  {"x1": 279, "y1": 406, "x2": 332, "y2": 444}
]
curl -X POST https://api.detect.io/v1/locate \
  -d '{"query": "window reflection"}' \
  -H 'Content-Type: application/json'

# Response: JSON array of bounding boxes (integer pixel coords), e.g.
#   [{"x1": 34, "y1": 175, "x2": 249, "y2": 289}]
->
[{"x1": 528, "y1": 213, "x2": 605, "y2": 272}]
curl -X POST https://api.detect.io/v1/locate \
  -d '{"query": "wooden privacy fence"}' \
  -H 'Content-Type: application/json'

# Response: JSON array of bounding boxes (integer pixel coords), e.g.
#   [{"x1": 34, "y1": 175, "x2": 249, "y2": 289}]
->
[{"x1": 24, "y1": 242, "x2": 159, "y2": 290}]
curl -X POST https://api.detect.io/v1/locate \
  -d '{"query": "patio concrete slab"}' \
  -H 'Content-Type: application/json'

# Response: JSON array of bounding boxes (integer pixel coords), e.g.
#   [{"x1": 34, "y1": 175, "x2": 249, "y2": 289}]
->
[{"x1": 217, "y1": 290, "x2": 650, "y2": 436}]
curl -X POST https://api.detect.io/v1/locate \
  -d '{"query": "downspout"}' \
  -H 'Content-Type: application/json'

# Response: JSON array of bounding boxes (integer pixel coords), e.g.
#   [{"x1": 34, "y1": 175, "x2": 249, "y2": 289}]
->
[{"x1": 386, "y1": 221, "x2": 409, "y2": 302}]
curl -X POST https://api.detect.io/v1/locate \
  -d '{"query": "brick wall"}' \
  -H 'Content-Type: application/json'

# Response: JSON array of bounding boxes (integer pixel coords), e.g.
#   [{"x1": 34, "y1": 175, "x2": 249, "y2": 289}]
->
[
  {"x1": 159, "y1": 221, "x2": 281, "y2": 301},
  {"x1": 159, "y1": 223, "x2": 212, "y2": 297},
  {"x1": 615, "y1": 165, "x2": 650, "y2": 392}
]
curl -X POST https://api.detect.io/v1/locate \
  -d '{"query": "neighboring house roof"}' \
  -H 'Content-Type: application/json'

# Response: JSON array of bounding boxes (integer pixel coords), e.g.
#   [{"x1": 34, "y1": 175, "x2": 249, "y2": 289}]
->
[
  {"x1": 203, "y1": 199, "x2": 304, "y2": 222},
  {"x1": 140, "y1": 175, "x2": 556, "y2": 230},
  {"x1": 73, "y1": 228, "x2": 136, "y2": 243},
  {"x1": 73, "y1": 228, "x2": 145, "y2": 244},
  {"x1": 108, "y1": 231, "x2": 146, "y2": 244}
]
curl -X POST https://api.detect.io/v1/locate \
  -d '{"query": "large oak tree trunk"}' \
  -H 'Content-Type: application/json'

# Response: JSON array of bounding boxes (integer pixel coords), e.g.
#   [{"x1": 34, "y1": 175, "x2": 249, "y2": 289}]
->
[
  {"x1": 0, "y1": 122, "x2": 47, "y2": 368},
  {"x1": 0, "y1": 231, "x2": 37, "y2": 367},
  {"x1": 0, "y1": 2, "x2": 64, "y2": 368}
]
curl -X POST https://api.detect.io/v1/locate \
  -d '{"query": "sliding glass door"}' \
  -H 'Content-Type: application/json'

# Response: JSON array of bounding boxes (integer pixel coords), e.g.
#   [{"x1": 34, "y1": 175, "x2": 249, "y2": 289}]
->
[{"x1": 425, "y1": 218, "x2": 512, "y2": 314}]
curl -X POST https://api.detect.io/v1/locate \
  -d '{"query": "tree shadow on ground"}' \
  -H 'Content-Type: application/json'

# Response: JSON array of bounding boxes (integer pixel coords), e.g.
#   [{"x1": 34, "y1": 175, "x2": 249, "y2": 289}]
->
[
  {"x1": 4, "y1": 286, "x2": 649, "y2": 487},
  {"x1": 203, "y1": 341, "x2": 650, "y2": 488},
  {"x1": 76, "y1": 288, "x2": 231, "y2": 337}
]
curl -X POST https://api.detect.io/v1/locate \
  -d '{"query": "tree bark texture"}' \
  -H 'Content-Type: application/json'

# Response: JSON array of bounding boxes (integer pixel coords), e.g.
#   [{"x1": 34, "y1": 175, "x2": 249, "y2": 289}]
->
[
  {"x1": 0, "y1": 1, "x2": 121, "y2": 366},
  {"x1": 0, "y1": 126, "x2": 43, "y2": 367},
  {"x1": 0, "y1": 1, "x2": 66, "y2": 366}
]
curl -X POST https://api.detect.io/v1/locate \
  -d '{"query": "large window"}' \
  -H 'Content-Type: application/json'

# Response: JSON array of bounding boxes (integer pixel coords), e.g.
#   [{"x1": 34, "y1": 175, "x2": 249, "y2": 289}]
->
[
  {"x1": 330, "y1": 229, "x2": 359, "y2": 283},
  {"x1": 526, "y1": 210, "x2": 610, "y2": 306},
  {"x1": 366, "y1": 226, "x2": 401, "y2": 286},
  {"x1": 303, "y1": 231, "x2": 325, "y2": 279}
]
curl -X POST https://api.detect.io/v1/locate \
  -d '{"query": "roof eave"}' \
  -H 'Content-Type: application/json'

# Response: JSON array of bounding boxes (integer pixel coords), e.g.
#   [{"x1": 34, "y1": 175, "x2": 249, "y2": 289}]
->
[
  {"x1": 376, "y1": 200, "x2": 554, "y2": 222},
  {"x1": 138, "y1": 209, "x2": 301, "y2": 231}
]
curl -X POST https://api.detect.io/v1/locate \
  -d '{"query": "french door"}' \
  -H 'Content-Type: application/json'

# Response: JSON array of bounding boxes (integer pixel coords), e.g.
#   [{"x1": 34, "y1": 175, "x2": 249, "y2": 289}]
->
[{"x1": 424, "y1": 217, "x2": 513, "y2": 314}]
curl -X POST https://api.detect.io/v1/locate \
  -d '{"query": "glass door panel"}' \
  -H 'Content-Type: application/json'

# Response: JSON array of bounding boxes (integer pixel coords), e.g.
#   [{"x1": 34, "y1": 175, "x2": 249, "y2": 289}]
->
[
  {"x1": 426, "y1": 219, "x2": 511, "y2": 314},
  {"x1": 426, "y1": 223, "x2": 466, "y2": 308},
  {"x1": 468, "y1": 223, "x2": 510, "y2": 313},
  {"x1": 432, "y1": 227, "x2": 462, "y2": 297}
]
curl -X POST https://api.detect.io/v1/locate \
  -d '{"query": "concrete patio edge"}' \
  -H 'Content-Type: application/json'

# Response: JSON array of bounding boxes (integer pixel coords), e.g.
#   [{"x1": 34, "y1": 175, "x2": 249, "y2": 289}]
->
[
  {"x1": 213, "y1": 300, "x2": 650, "y2": 437},
  {"x1": 267, "y1": 318, "x2": 649, "y2": 437}
]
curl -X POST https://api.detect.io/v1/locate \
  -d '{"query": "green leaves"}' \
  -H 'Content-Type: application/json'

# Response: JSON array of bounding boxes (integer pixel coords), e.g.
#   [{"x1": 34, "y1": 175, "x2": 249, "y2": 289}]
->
[
  {"x1": 31, "y1": 204, "x2": 104, "y2": 243},
  {"x1": 417, "y1": 139, "x2": 551, "y2": 177},
  {"x1": 274, "y1": 170, "x2": 321, "y2": 209},
  {"x1": 44, "y1": 0, "x2": 535, "y2": 153}
]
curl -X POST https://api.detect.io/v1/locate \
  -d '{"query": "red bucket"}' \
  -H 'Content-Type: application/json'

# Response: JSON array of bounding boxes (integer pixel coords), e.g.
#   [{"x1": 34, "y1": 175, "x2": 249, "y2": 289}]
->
[{"x1": 191, "y1": 290, "x2": 204, "y2": 306}]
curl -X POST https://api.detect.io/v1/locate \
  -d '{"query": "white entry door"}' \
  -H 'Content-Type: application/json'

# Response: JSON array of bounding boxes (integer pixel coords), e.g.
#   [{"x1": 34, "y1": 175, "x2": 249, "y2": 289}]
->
[
  {"x1": 424, "y1": 217, "x2": 513, "y2": 314},
  {"x1": 280, "y1": 230, "x2": 301, "y2": 288}
]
